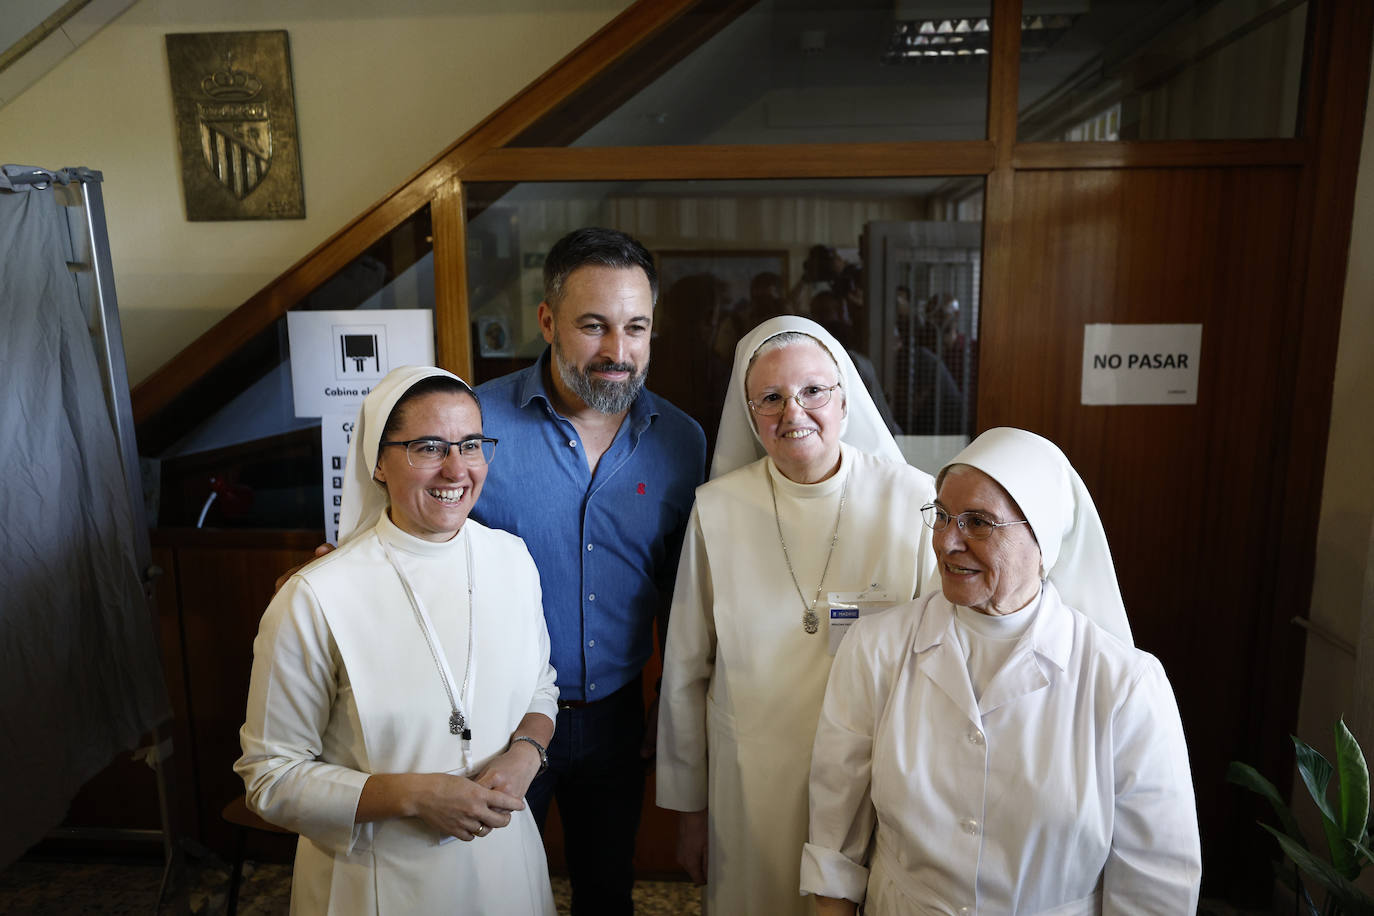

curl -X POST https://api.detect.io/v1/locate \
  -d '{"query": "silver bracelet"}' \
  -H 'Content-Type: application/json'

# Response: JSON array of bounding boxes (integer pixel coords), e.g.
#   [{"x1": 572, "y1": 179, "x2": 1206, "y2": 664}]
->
[{"x1": 510, "y1": 735, "x2": 548, "y2": 775}]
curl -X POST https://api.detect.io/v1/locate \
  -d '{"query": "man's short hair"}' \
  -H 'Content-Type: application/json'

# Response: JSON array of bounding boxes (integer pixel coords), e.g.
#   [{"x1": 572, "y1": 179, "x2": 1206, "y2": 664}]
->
[{"x1": 543, "y1": 228, "x2": 658, "y2": 310}]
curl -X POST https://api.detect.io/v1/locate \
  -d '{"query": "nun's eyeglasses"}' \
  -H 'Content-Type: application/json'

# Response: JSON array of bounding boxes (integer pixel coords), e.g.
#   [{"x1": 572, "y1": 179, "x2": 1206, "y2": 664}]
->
[
  {"x1": 380, "y1": 437, "x2": 498, "y2": 468},
  {"x1": 920, "y1": 504, "x2": 1029, "y2": 540},
  {"x1": 748, "y1": 383, "x2": 841, "y2": 416}
]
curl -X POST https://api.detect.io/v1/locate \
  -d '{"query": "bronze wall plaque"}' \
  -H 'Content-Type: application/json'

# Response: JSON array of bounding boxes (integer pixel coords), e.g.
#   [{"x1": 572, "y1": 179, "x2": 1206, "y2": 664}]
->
[{"x1": 166, "y1": 31, "x2": 305, "y2": 221}]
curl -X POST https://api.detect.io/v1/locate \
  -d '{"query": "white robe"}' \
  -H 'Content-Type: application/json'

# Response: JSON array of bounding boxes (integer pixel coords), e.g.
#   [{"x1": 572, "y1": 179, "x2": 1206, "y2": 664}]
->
[
  {"x1": 236, "y1": 512, "x2": 559, "y2": 915},
  {"x1": 658, "y1": 443, "x2": 937, "y2": 915},
  {"x1": 802, "y1": 584, "x2": 1201, "y2": 915}
]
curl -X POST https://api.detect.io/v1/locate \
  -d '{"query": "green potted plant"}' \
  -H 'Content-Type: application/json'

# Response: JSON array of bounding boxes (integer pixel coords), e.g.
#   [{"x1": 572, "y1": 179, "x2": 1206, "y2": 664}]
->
[{"x1": 1228, "y1": 718, "x2": 1374, "y2": 915}]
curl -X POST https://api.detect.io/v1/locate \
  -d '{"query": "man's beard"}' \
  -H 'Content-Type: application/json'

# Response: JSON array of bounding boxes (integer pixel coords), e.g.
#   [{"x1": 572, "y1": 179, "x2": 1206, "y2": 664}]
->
[{"x1": 553, "y1": 335, "x2": 648, "y2": 415}]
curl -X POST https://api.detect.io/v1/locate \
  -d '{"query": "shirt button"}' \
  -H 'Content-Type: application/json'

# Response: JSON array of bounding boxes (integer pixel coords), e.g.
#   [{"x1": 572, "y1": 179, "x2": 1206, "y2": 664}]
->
[
  {"x1": 589, "y1": 683, "x2": 597, "y2": 692},
  {"x1": 588, "y1": 639, "x2": 596, "y2": 647},
  {"x1": 587, "y1": 543, "x2": 594, "y2": 551},
  {"x1": 968, "y1": 729, "x2": 985, "y2": 746},
  {"x1": 568, "y1": 440, "x2": 577, "y2": 448},
  {"x1": 957, "y1": 907, "x2": 972, "y2": 915},
  {"x1": 961, "y1": 817, "x2": 980, "y2": 836},
  {"x1": 588, "y1": 593, "x2": 596, "y2": 601}
]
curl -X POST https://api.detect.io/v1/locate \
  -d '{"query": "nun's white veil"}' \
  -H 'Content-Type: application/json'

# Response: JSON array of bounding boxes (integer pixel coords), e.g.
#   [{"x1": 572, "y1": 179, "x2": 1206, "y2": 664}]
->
[
  {"x1": 941, "y1": 427, "x2": 1132, "y2": 645},
  {"x1": 336, "y1": 365, "x2": 473, "y2": 546},
  {"x1": 711, "y1": 315, "x2": 904, "y2": 479}
]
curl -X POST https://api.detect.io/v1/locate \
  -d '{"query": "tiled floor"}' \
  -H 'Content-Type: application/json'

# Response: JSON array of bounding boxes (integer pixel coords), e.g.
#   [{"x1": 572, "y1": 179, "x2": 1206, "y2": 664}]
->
[{"x1": 0, "y1": 856, "x2": 701, "y2": 915}]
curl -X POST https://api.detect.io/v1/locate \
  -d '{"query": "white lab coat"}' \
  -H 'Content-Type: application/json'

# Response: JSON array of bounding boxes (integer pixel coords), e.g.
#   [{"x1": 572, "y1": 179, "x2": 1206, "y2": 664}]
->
[
  {"x1": 658, "y1": 444, "x2": 937, "y2": 915},
  {"x1": 802, "y1": 584, "x2": 1201, "y2": 915},
  {"x1": 236, "y1": 512, "x2": 559, "y2": 915}
]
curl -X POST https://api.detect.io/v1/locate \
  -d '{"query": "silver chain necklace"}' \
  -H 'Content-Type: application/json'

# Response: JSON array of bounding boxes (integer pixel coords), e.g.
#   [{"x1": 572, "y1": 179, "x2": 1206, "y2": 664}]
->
[
  {"x1": 768, "y1": 468, "x2": 848, "y2": 634},
  {"x1": 383, "y1": 532, "x2": 474, "y2": 742}
]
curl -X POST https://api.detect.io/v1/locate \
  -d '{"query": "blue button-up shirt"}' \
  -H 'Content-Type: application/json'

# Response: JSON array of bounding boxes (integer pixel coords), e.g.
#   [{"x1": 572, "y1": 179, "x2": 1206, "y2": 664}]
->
[{"x1": 472, "y1": 350, "x2": 706, "y2": 702}]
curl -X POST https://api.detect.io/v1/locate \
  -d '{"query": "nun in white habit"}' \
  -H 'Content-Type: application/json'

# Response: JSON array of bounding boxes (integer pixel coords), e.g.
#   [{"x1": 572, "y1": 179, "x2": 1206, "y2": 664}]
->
[
  {"x1": 803, "y1": 427, "x2": 1201, "y2": 915},
  {"x1": 657, "y1": 316, "x2": 940, "y2": 916},
  {"x1": 236, "y1": 366, "x2": 558, "y2": 915}
]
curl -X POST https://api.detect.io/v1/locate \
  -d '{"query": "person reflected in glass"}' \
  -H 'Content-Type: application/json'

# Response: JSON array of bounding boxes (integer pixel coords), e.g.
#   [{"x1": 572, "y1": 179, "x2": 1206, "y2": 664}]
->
[
  {"x1": 657, "y1": 316, "x2": 941, "y2": 915},
  {"x1": 803, "y1": 427, "x2": 1201, "y2": 914},
  {"x1": 236, "y1": 366, "x2": 558, "y2": 914}
]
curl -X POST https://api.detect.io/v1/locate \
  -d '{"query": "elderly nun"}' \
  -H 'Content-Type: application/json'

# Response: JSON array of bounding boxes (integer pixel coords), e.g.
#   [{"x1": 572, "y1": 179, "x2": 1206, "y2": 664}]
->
[
  {"x1": 657, "y1": 316, "x2": 941, "y2": 915},
  {"x1": 802, "y1": 427, "x2": 1201, "y2": 915}
]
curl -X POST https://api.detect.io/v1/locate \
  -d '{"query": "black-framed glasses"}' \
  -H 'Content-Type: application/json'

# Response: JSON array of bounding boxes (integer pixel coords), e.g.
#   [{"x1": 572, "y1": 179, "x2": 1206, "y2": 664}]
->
[
  {"x1": 920, "y1": 503, "x2": 1029, "y2": 541},
  {"x1": 380, "y1": 437, "x2": 498, "y2": 468},
  {"x1": 748, "y1": 383, "x2": 842, "y2": 417}
]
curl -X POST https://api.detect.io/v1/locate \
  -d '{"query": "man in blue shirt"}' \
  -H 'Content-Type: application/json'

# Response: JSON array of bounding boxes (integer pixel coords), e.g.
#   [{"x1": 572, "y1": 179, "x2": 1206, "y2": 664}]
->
[{"x1": 472, "y1": 228, "x2": 706, "y2": 914}]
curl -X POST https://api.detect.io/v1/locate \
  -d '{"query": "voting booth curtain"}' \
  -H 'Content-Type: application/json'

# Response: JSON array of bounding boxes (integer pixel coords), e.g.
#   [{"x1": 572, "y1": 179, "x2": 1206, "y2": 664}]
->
[{"x1": 0, "y1": 168, "x2": 168, "y2": 866}]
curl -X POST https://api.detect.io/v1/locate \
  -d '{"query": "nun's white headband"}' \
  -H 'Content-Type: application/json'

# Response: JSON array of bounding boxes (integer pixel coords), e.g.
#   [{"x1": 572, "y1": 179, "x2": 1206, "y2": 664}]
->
[
  {"x1": 336, "y1": 365, "x2": 473, "y2": 546},
  {"x1": 941, "y1": 427, "x2": 1132, "y2": 645},
  {"x1": 711, "y1": 315, "x2": 904, "y2": 479}
]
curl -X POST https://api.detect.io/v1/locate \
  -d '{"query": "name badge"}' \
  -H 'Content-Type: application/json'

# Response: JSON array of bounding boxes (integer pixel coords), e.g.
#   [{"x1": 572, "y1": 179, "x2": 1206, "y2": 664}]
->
[{"x1": 827, "y1": 590, "x2": 896, "y2": 656}]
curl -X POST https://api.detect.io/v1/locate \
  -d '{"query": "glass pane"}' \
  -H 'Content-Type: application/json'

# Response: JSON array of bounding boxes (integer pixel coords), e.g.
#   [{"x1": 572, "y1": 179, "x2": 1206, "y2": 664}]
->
[
  {"x1": 465, "y1": 179, "x2": 983, "y2": 471},
  {"x1": 511, "y1": 0, "x2": 993, "y2": 148},
  {"x1": 147, "y1": 205, "x2": 435, "y2": 529},
  {"x1": 1018, "y1": 0, "x2": 1307, "y2": 141}
]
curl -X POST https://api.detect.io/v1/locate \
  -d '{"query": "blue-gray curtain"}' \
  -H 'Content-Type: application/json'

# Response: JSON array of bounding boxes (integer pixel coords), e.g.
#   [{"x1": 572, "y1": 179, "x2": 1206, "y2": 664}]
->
[{"x1": 0, "y1": 168, "x2": 168, "y2": 866}]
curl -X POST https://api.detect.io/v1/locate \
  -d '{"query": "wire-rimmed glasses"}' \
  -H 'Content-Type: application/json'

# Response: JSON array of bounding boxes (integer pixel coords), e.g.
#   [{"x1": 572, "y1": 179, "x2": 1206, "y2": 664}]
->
[
  {"x1": 920, "y1": 503, "x2": 1029, "y2": 540},
  {"x1": 380, "y1": 437, "x2": 498, "y2": 468},
  {"x1": 747, "y1": 383, "x2": 842, "y2": 416}
]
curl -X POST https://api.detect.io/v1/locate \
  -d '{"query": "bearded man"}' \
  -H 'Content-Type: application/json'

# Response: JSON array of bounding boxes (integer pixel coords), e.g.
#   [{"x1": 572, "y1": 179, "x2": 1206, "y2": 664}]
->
[{"x1": 472, "y1": 227, "x2": 706, "y2": 915}]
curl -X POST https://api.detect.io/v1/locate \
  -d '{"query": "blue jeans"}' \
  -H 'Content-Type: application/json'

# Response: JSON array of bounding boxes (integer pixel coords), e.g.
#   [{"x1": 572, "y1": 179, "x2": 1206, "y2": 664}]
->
[{"x1": 527, "y1": 676, "x2": 645, "y2": 916}]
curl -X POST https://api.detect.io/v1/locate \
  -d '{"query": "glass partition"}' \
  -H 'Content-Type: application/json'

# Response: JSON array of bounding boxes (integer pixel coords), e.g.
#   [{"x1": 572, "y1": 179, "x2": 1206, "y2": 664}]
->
[
  {"x1": 1018, "y1": 0, "x2": 1307, "y2": 141},
  {"x1": 511, "y1": 0, "x2": 994, "y2": 148},
  {"x1": 465, "y1": 178, "x2": 983, "y2": 470},
  {"x1": 149, "y1": 206, "x2": 435, "y2": 529}
]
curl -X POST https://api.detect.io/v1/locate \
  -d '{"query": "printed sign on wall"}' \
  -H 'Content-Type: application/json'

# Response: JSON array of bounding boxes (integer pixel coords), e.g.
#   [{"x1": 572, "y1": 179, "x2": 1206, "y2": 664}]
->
[
  {"x1": 287, "y1": 310, "x2": 434, "y2": 418},
  {"x1": 1081, "y1": 323, "x2": 1203, "y2": 406},
  {"x1": 287, "y1": 309, "x2": 434, "y2": 542},
  {"x1": 321, "y1": 415, "x2": 354, "y2": 545}
]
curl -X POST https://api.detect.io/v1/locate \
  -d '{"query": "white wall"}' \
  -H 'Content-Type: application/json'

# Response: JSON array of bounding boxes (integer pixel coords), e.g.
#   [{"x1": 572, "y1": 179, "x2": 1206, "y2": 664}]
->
[
  {"x1": 0, "y1": 0, "x2": 632, "y2": 385},
  {"x1": 1292, "y1": 23, "x2": 1374, "y2": 873}
]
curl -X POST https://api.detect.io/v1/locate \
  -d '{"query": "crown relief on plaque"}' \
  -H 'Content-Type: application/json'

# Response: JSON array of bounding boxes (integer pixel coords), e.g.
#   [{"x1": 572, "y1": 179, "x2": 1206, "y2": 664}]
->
[{"x1": 166, "y1": 31, "x2": 304, "y2": 221}]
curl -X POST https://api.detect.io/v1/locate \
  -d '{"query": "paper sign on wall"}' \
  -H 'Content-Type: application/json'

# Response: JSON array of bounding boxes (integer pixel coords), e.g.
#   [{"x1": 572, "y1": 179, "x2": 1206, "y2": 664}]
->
[
  {"x1": 1081, "y1": 323, "x2": 1202, "y2": 406},
  {"x1": 320, "y1": 415, "x2": 354, "y2": 545},
  {"x1": 287, "y1": 310, "x2": 435, "y2": 418},
  {"x1": 287, "y1": 309, "x2": 434, "y2": 542}
]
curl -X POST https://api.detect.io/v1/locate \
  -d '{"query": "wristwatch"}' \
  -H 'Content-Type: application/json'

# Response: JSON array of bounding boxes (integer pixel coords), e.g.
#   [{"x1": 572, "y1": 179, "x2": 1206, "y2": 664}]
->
[{"x1": 511, "y1": 735, "x2": 549, "y2": 775}]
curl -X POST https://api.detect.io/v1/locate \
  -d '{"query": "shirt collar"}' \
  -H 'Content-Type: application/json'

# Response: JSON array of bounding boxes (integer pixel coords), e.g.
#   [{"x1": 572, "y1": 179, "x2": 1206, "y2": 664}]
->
[
  {"x1": 911, "y1": 582, "x2": 1074, "y2": 672},
  {"x1": 517, "y1": 346, "x2": 659, "y2": 435}
]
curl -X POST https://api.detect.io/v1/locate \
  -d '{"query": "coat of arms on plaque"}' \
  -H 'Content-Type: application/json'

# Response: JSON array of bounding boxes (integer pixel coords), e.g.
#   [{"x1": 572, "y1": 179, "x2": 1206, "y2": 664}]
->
[{"x1": 166, "y1": 31, "x2": 305, "y2": 221}]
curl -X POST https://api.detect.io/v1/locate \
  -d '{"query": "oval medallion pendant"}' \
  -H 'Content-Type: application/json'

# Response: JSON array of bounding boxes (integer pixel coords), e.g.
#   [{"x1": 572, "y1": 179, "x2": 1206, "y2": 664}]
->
[{"x1": 803, "y1": 610, "x2": 820, "y2": 634}]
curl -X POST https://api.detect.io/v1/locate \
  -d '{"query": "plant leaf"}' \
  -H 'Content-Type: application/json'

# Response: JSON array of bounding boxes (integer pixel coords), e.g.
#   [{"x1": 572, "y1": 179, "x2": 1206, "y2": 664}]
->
[
  {"x1": 1264, "y1": 826, "x2": 1374, "y2": 916},
  {"x1": 1336, "y1": 718, "x2": 1371, "y2": 846},
  {"x1": 1229, "y1": 760, "x2": 1308, "y2": 846},
  {"x1": 1295, "y1": 736, "x2": 1338, "y2": 824}
]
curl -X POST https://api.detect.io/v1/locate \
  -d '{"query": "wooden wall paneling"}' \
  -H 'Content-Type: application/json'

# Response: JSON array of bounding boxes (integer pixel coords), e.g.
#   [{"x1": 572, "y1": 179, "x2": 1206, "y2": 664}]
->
[
  {"x1": 432, "y1": 177, "x2": 473, "y2": 380},
  {"x1": 461, "y1": 142, "x2": 997, "y2": 182},
  {"x1": 170, "y1": 533, "x2": 328, "y2": 858},
  {"x1": 978, "y1": 165, "x2": 1304, "y2": 897},
  {"x1": 1012, "y1": 139, "x2": 1308, "y2": 170},
  {"x1": 131, "y1": 0, "x2": 697, "y2": 430},
  {"x1": 977, "y1": 0, "x2": 1022, "y2": 424}
]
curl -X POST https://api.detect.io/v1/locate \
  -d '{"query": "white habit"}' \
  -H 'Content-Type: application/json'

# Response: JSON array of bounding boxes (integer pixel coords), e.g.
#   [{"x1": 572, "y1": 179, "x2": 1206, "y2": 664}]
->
[
  {"x1": 802, "y1": 583, "x2": 1201, "y2": 914},
  {"x1": 658, "y1": 443, "x2": 937, "y2": 915},
  {"x1": 236, "y1": 512, "x2": 559, "y2": 915}
]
